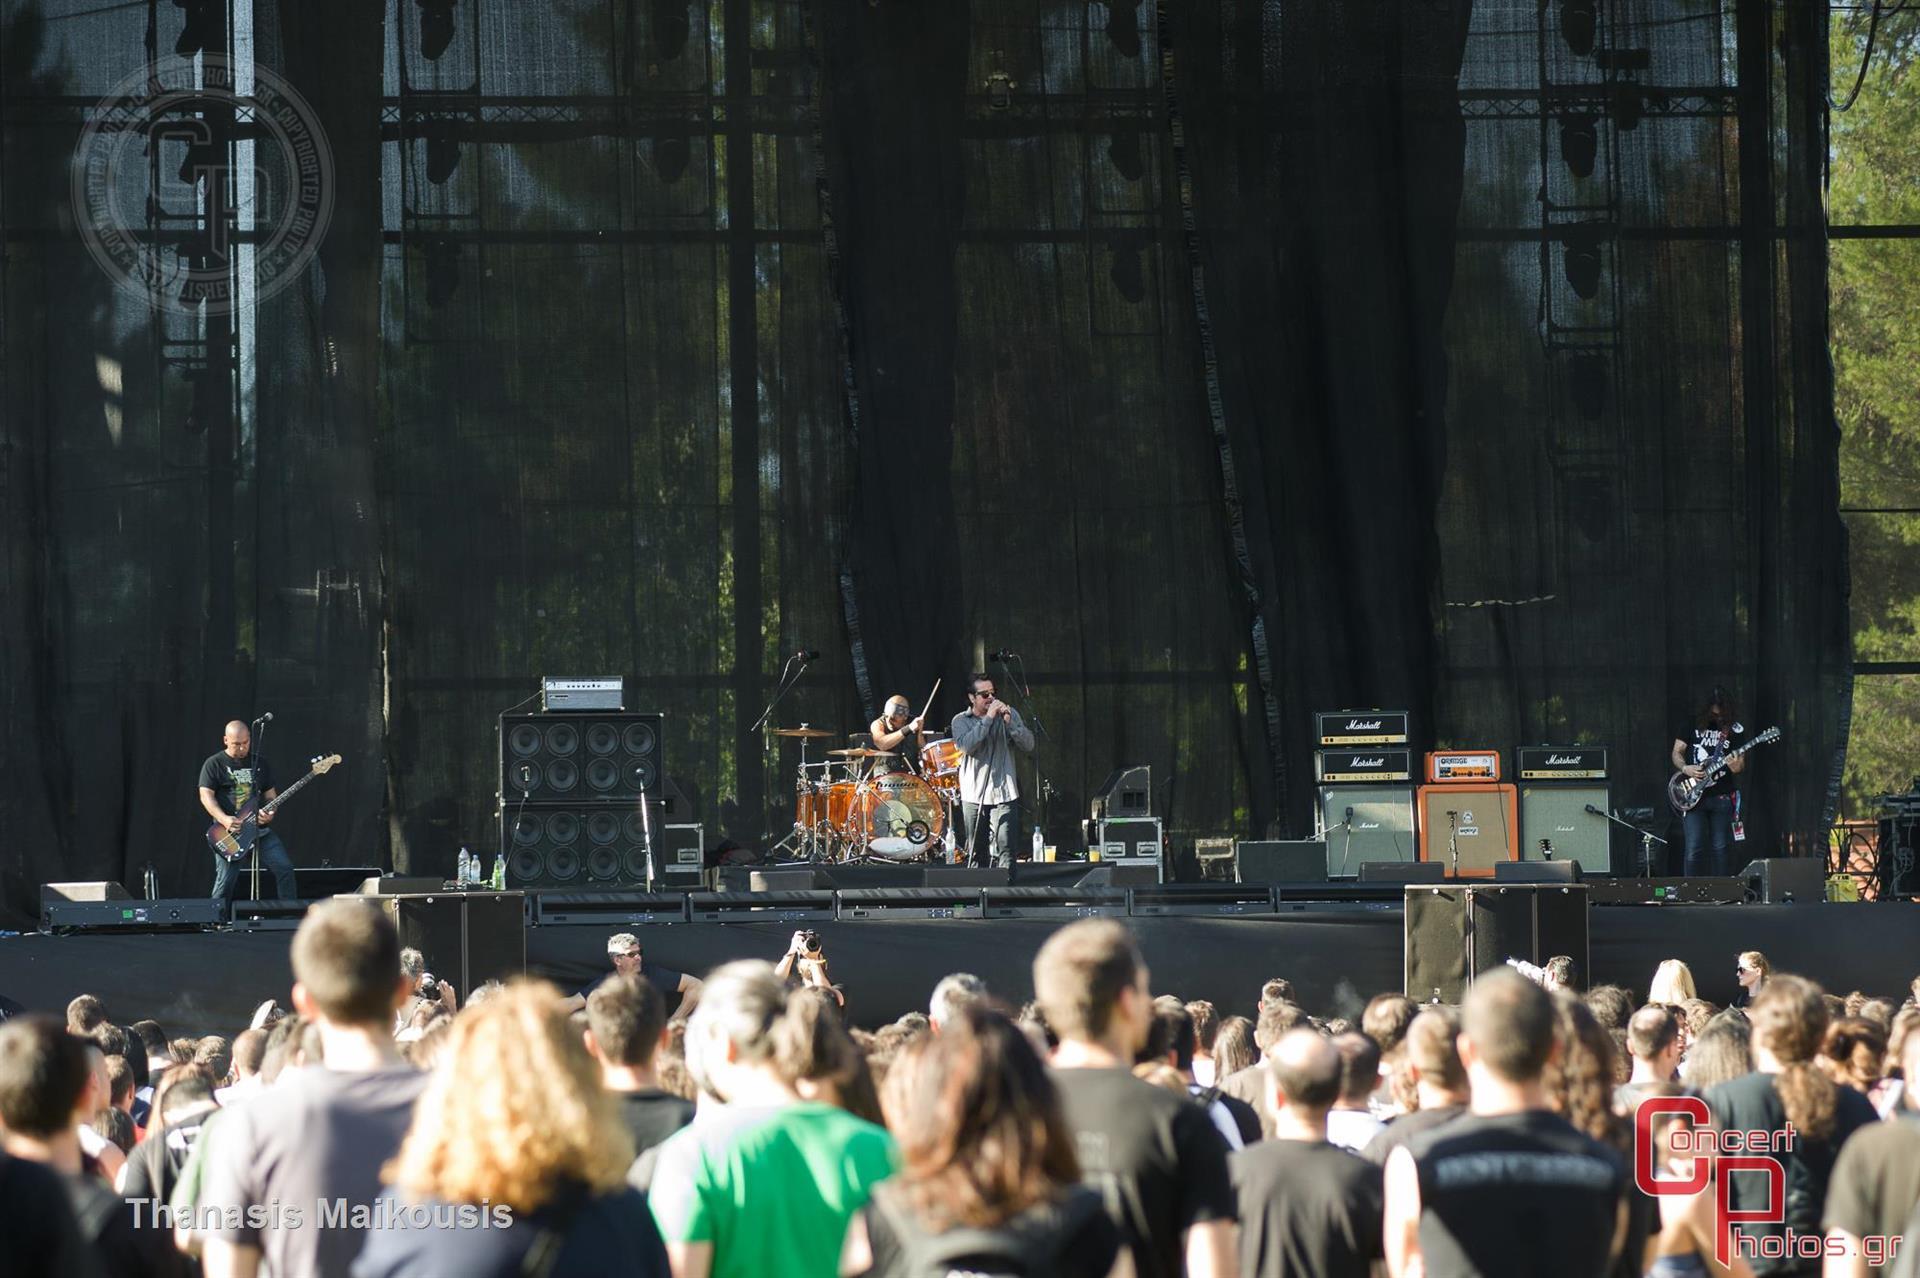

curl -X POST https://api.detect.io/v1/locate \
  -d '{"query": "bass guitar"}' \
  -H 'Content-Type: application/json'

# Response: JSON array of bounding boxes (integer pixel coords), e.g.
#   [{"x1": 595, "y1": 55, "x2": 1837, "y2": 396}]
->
[
  {"x1": 206, "y1": 754, "x2": 342, "y2": 860},
  {"x1": 1666, "y1": 727, "x2": 1780, "y2": 814}
]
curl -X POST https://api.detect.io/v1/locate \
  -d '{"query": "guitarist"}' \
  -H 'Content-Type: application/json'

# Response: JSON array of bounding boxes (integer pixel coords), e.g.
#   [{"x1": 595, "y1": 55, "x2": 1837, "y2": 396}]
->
[
  {"x1": 199, "y1": 719, "x2": 298, "y2": 912},
  {"x1": 1670, "y1": 688, "x2": 1747, "y2": 878}
]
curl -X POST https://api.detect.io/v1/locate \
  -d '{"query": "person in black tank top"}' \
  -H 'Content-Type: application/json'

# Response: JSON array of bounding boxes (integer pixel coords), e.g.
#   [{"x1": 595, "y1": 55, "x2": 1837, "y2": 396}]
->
[{"x1": 1385, "y1": 970, "x2": 1627, "y2": 1278}]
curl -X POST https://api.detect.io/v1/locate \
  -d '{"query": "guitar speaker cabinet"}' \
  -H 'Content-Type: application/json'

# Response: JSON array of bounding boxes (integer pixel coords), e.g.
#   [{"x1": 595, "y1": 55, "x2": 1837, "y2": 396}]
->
[
  {"x1": 1518, "y1": 784, "x2": 1613, "y2": 874},
  {"x1": 1316, "y1": 786, "x2": 1418, "y2": 876},
  {"x1": 1417, "y1": 784, "x2": 1518, "y2": 877},
  {"x1": 1404, "y1": 884, "x2": 1590, "y2": 1005}
]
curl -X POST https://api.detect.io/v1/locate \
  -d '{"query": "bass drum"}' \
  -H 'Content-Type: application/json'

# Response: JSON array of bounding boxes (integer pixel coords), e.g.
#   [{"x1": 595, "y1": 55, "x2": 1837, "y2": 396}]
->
[{"x1": 847, "y1": 773, "x2": 947, "y2": 859}]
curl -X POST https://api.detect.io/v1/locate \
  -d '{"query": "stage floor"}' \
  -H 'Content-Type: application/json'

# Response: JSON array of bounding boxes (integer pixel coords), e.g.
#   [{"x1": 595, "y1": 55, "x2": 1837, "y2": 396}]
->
[{"x1": 2, "y1": 902, "x2": 1913, "y2": 1036}]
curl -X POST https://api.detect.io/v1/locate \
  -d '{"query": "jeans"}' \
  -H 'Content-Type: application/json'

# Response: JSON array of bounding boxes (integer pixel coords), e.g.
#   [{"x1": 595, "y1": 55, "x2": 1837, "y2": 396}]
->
[
  {"x1": 960, "y1": 800, "x2": 1020, "y2": 869},
  {"x1": 1682, "y1": 793, "x2": 1735, "y2": 878},
  {"x1": 210, "y1": 829, "x2": 298, "y2": 908}
]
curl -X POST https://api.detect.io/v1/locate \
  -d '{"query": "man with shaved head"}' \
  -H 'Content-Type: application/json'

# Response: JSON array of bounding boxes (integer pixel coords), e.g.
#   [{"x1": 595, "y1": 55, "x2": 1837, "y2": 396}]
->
[
  {"x1": 1230, "y1": 1029, "x2": 1384, "y2": 1278},
  {"x1": 199, "y1": 718, "x2": 297, "y2": 911}
]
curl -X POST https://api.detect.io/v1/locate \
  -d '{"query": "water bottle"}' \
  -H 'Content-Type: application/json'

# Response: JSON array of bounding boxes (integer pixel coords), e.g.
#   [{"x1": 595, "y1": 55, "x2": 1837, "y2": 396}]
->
[
  {"x1": 457, "y1": 847, "x2": 471, "y2": 885},
  {"x1": 1031, "y1": 826, "x2": 1044, "y2": 862},
  {"x1": 490, "y1": 851, "x2": 506, "y2": 891}
]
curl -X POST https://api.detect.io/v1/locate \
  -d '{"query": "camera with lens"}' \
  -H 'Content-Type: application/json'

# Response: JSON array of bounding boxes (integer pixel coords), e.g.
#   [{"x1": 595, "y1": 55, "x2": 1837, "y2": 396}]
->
[{"x1": 798, "y1": 929, "x2": 822, "y2": 955}]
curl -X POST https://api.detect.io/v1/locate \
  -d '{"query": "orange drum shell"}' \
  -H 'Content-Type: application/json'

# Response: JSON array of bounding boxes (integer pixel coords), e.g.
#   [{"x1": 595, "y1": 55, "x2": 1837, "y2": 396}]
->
[
  {"x1": 919, "y1": 738, "x2": 963, "y2": 779},
  {"x1": 848, "y1": 773, "x2": 946, "y2": 843}
]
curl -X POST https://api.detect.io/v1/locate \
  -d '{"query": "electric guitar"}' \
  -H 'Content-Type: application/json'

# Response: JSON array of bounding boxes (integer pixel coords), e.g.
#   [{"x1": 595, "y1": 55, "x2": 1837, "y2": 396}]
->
[
  {"x1": 206, "y1": 754, "x2": 342, "y2": 860},
  {"x1": 1666, "y1": 727, "x2": 1780, "y2": 814}
]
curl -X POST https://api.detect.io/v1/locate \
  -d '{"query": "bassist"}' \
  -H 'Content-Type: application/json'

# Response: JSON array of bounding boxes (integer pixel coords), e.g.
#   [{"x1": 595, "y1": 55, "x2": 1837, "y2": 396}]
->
[
  {"x1": 199, "y1": 719, "x2": 297, "y2": 911},
  {"x1": 1669, "y1": 688, "x2": 1747, "y2": 878}
]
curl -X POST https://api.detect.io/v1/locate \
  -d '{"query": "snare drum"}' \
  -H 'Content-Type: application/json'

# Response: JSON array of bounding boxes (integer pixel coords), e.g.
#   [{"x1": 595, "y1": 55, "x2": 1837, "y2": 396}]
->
[{"x1": 919, "y1": 737, "x2": 963, "y2": 782}]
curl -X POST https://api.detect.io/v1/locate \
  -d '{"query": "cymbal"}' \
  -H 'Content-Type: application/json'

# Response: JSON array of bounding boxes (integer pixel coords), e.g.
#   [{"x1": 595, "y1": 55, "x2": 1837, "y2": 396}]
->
[
  {"x1": 828, "y1": 747, "x2": 897, "y2": 758},
  {"x1": 773, "y1": 726, "x2": 835, "y2": 739}
]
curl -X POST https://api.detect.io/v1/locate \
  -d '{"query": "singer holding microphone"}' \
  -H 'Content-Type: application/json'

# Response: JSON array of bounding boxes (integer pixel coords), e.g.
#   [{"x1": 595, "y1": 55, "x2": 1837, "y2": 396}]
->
[
  {"x1": 950, "y1": 671, "x2": 1035, "y2": 868},
  {"x1": 198, "y1": 718, "x2": 299, "y2": 912}
]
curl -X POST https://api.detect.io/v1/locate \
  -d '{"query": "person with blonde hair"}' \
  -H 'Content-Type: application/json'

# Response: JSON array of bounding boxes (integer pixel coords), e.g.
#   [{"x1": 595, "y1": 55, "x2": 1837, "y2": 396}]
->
[
  {"x1": 353, "y1": 980, "x2": 669, "y2": 1278},
  {"x1": 1734, "y1": 950, "x2": 1771, "y2": 1008},
  {"x1": 1648, "y1": 959, "x2": 1697, "y2": 1007}
]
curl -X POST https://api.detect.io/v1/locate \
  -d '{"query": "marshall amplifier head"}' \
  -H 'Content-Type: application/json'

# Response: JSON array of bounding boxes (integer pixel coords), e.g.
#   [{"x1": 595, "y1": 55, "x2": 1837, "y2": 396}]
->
[
  {"x1": 1517, "y1": 745, "x2": 1610, "y2": 780},
  {"x1": 1315, "y1": 749, "x2": 1414, "y2": 783},
  {"x1": 1316, "y1": 710, "x2": 1410, "y2": 746}
]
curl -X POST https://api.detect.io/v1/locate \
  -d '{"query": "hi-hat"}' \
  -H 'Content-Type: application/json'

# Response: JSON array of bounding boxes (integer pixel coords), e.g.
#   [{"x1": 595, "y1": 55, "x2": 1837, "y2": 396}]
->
[{"x1": 773, "y1": 726, "x2": 835, "y2": 739}]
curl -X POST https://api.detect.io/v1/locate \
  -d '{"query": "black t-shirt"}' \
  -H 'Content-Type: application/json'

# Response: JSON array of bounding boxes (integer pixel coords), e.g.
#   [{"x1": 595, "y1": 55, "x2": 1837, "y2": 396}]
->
[
  {"x1": 1705, "y1": 1071, "x2": 1882, "y2": 1276},
  {"x1": 1407, "y1": 1108, "x2": 1625, "y2": 1278},
  {"x1": 349, "y1": 1184, "x2": 671, "y2": 1278},
  {"x1": 856, "y1": 1184, "x2": 1121, "y2": 1278},
  {"x1": 119, "y1": 1107, "x2": 217, "y2": 1208},
  {"x1": 574, "y1": 965, "x2": 684, "y2": 1007},
  {"x1": 616, "y1": 1090, "x2": 695, "y2": 1159},
  {"x1": 1360, "y1": 1103, "x2": 1466, "y2": 1165},
  {"x1": 1050, "y1": 1066, "x2": 1236, "y2": 1278},
  {"x1": 198, "y1": 751, "x2": 276, "y2": 816},
  {"x1": 1674, "y1": 723, "x2": 1742, "y2": 798},
  {"x1": 0, "y1": 1154, "x2": 98, "y2": 1278},
  {"x1": 63, "y1": 1171, "x2": 189, "y2": 1278},
  {"x1": 1231, "y1": 1139, "x2": 1383, "y2": 1278}
]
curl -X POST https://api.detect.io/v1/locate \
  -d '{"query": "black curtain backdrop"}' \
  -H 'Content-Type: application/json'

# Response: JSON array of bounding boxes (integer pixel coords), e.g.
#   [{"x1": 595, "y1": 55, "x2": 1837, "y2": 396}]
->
[{"x1": 0, "y1": 0, "x2": 1847, "y2": 924}]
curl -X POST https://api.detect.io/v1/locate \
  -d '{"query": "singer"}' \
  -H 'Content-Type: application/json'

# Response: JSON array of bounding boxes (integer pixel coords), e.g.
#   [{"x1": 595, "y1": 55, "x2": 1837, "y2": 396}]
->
[
  {"x1": 949, "y1": 673, "x2": 1035, "y2": 868},
  {"x1": 197, "y1": 720, "x2": 298, "y2": 910}
]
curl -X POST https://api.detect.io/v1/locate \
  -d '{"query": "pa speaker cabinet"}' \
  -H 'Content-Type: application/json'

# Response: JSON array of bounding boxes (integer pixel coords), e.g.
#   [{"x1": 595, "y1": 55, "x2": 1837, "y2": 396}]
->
[
  {"x1": 1518, "y1": 784, "x2": 1612, "y2": 874},
  {"x1": 1236, "y1": 840, "x2": 1328, "y2": 884},
  {"x1": 1404, "y1": 884, "x2": 1589, "y2": 1005},
  {"x1": 1417, "y1": 784, "x2": 1518, "y2": 877},
  {"x1": 1738, "y1": 857, "x2": 1826, "y2": 904},
  {"x1": 375, "y1": 893, "x2": 525, "y2": 998},
  {"x1": 1317, "y1": 785, "x2": 1417, "y2": 876},
  {"x1": 499, "y1": 712, "x2": 663, "y2": 803}
]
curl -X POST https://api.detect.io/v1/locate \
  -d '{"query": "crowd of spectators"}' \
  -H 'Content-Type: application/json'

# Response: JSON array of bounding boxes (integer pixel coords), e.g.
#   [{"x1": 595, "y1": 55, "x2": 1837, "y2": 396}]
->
[{"x1": 4, "y1": 917, "x2": 1920, "y2": 1278}]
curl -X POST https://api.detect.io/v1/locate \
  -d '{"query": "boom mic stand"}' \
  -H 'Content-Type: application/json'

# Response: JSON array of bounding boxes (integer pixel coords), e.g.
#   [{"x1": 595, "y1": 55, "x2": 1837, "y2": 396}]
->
[
  {"x1": 749, "y1": 652, "x2": 814, "y2": 846},
  {"x1": 1586, "y1": 804, "x2": 1667, "y2": 878},
  {"x1": 248, "y1": 713, "x2": 271, "y2": 903}
]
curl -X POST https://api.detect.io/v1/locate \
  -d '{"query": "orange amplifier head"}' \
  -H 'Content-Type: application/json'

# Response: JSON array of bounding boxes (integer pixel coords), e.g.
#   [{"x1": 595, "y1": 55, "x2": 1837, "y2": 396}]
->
[{"x1": 1425, "y1": 749, "x2": 1502, "y2": 784}]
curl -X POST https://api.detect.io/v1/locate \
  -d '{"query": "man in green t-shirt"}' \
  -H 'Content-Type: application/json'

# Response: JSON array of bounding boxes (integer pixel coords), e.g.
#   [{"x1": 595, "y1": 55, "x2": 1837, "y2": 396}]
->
[{"x1": 646, "y1": 961, "x2": 895, "y2": 1278}]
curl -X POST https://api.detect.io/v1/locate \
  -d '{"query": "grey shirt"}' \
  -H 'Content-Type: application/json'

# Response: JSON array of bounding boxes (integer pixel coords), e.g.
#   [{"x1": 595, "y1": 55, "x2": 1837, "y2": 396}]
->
[
  {"x1": 950, "y1": 706, "x2": 1035, "y2": 805},
  {"x1": 200, "y1": 1063, "x2": 428, "y2": 1278}
]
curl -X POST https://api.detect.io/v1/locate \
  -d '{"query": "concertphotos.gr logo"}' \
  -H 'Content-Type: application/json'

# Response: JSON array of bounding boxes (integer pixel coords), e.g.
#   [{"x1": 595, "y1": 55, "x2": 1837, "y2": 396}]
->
[
  {"x1": 70, "y1": 56, "x2": 333, "y2": 316},
  {"x1": 1633, "y1": 1095, "x2": 1904, "y2": 1269}
]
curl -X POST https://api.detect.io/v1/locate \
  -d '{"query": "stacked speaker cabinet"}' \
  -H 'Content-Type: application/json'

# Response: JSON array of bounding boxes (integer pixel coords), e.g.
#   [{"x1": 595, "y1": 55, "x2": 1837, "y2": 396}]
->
[
  {"x1": 1314, "y1": 711, "x2": 1416, "y2": 877},
  {"x1": 498, "y1": 711, "x2": 664, "y2": 889},
  {"x1": 1416, "y1": 751, "x2": 1516, "y2": 877},
  {"x1": 1516, "y1": 746, "x2": 1613, "y2": 875}
]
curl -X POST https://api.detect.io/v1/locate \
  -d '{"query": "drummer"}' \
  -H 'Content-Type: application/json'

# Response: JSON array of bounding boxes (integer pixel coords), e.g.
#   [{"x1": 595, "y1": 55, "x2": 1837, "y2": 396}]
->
[{"x1": 867, "y1": 695, "x2": 925, "y2": 777}]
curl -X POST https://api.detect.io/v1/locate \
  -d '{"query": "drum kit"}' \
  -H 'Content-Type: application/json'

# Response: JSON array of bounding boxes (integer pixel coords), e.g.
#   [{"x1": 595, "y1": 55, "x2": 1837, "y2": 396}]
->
[{"x1": 771, "y1": 724, "x2": 964, "y2": 862}]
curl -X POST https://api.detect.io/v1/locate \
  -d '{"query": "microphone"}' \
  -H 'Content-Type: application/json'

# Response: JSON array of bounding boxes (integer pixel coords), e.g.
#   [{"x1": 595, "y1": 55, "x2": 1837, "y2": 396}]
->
[
  {"x1": 1584, "y1": 803, "x2": 1600, "y2": 816},
  {"x1": 988, "y1": 649, "x2": 1017, "y2": 662},
  {"x1": 792, "y1": 649, "x2": 821, "y2": 662},
  {"x1": 254, "y1": 712, "x2": 274, "y2": 724}
]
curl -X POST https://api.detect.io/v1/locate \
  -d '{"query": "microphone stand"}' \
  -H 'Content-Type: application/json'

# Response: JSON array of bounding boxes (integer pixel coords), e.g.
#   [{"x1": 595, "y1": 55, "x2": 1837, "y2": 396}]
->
[
  {"x1": 249, "y1": 713, "x2": 270, "y2": 903},
  {"x1": 1587, "y1": 805, "x2": 1666, "y2": 878},
  {"x1": 748, "y1": 653, "x2": 812, "y2": 846},
  {"x1": 995, "y1": 653, "x2": 1049, "y2": 846}
]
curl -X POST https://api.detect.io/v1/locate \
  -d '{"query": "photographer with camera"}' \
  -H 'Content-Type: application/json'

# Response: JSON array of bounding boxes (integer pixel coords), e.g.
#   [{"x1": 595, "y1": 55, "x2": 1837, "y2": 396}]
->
[
  {"x1": 397, "y1": 946, "x2": 458, "y2": 1037},
  {"x1": 775, "y1": 931, "x2": 844, "y2": 1009}
]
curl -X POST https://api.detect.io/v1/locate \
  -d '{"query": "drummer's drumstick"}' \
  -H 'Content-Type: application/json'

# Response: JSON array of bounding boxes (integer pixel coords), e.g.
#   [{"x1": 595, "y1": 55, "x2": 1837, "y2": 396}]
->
[{"x1": 917, "y1": 678, "x2": 941, "y2": 724}]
